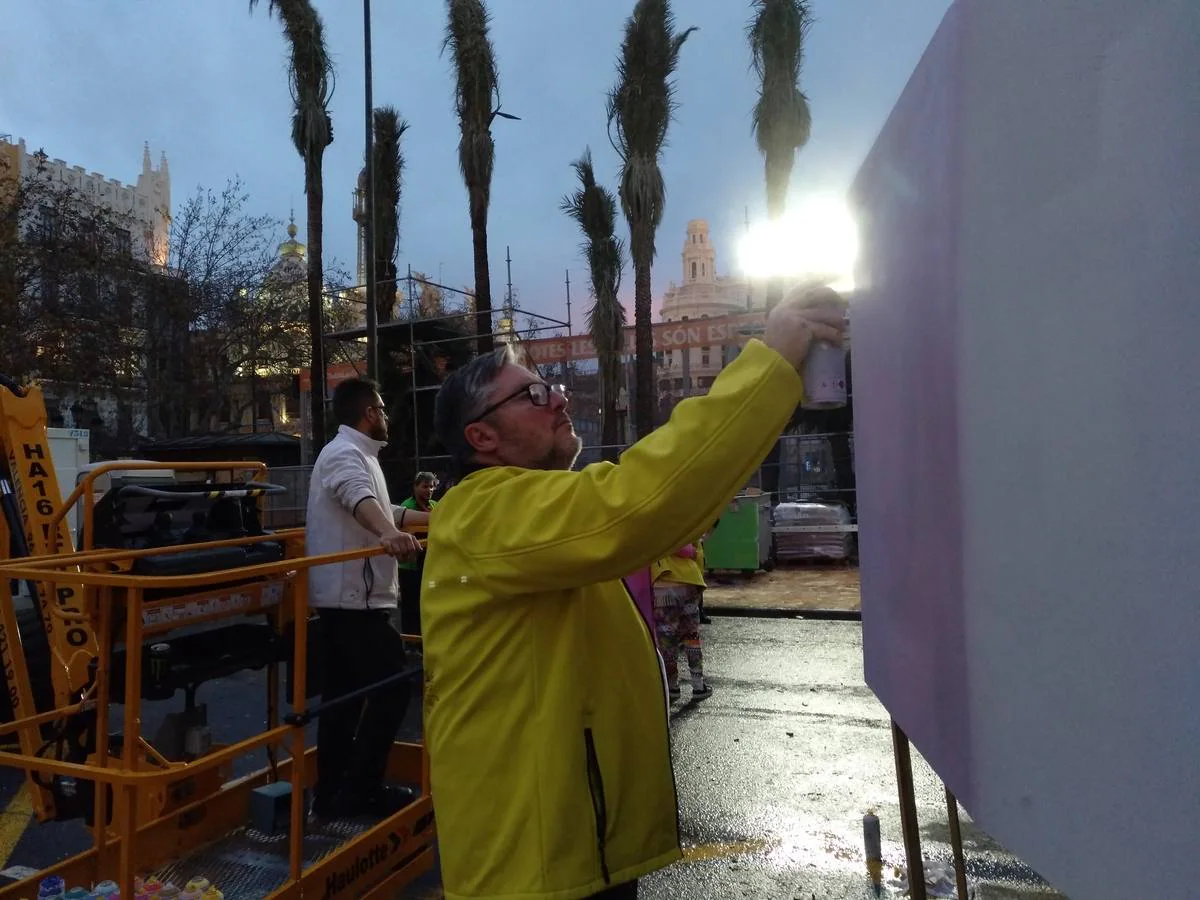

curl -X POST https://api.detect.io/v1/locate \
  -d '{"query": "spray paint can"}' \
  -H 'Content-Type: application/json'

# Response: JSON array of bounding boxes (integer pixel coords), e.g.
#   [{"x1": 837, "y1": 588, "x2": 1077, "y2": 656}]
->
[
  {"x1": 801, "y1": 338, "x2": 848, "y2": 409},
  {"x1": 149, "y1": 644, "x2": 171, "y2": 691},
  {"x1": 863, "y1": 811, "x2": 883, "y2": 893}
]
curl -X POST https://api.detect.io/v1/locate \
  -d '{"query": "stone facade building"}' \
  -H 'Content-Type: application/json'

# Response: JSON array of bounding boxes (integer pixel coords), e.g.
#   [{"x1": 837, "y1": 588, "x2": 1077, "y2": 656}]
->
[
  {"x1": 657, "y1": 219, "x2": 758, "y2": 402},
  {"x1": 2, "y1": 135, "x2": 171, "y2": 267}
]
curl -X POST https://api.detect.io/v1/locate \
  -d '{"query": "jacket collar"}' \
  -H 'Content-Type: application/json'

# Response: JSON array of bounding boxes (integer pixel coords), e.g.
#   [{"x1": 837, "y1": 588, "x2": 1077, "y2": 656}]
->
[{"x1": 337, "y1": 424, "x2": 387, "y2": 456}]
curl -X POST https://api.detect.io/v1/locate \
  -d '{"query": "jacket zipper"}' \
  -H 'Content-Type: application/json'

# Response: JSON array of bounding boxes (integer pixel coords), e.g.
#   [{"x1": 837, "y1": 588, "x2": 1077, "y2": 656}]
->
[
  {"x1": 619, "y1": 580, "x2": 683, "y2": 853},
  {"x1": 583, "y1": 728, "x2": 611, "y2": 885},
  {"x1": 362, "y1": 557, "x2": 374, "y2": 609}
]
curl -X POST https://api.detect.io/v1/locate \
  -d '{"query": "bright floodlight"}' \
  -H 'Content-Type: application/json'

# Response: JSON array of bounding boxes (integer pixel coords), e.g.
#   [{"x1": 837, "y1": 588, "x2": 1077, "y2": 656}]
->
[{"x1": 738, "y1": 196, "x2": 859, "y2": 291}]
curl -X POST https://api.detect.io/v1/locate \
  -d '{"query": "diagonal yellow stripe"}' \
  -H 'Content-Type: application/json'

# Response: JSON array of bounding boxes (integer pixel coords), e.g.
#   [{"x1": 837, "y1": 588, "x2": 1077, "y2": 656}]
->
[
  {"x1": 0, "y1": 783, "x2": 33, "y2": 870},
  {"x1": 682, "y1": 837, "x2": 777, "y2": 862}
]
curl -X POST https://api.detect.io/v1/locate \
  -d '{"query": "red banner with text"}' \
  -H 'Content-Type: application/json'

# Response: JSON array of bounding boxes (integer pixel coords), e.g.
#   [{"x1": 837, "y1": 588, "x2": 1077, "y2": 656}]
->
[
  {"x1": 298, "y1": 311, "x2": 766, "y2": 390},
  {"x1": 524, "y1": 311, "x2": 765, "y2": 364}
]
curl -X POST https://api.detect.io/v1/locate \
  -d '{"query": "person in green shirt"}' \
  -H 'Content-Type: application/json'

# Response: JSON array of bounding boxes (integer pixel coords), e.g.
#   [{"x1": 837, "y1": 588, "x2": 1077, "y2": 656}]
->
[{"x1": 398, "y1": 471, "x2": 438, "y2": 637}]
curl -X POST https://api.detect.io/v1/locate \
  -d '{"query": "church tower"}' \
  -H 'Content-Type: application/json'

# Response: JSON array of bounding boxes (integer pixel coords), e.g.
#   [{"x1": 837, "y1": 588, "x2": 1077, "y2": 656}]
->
[
  {"x1": 135, "y1": 141, "x2": 171, "y2": 266},
  {"x1": 681, "y1": 219, "x2": 716, "y2": 285}
]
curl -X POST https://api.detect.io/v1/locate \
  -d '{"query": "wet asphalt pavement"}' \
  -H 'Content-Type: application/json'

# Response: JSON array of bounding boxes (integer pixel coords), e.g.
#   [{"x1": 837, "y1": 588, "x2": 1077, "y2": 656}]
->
[
  {"x1": 0, "y1": 618, "x2": 1064, "y2": 899},
  {"x1": 638, "y1": 617, "x2": 1063, "y2": 900}
]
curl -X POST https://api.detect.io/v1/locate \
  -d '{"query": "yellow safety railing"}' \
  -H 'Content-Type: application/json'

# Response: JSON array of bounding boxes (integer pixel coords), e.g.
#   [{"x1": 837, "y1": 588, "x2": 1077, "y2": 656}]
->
[{"x1": 0, "y1": 534, "x2": 432, "y2": 899}]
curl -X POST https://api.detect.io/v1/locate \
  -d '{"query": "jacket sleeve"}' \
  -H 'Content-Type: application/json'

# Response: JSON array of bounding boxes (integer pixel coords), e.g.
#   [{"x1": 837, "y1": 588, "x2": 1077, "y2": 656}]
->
[
  {"x1": 320, "y1": 444, "x2": 377, "y2": 515},
  {"x1": 453, "y1": 339, "x2": 802, "y2": 594}
]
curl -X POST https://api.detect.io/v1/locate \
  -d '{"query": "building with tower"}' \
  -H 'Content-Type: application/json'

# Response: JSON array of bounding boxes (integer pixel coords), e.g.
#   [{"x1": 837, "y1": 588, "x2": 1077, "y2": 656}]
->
[
  {"x1": 0, "y1": 136, "x2": 174, "y2": 451},
  {"x1": 0, "y1": 135, "x2": 171, "y2": 266},
  {"x1": 270, "y1": 213, "x2": 308, "y2": 284},
  {"x1": 657, "y1": 219, "x2": 757, "y2": 403}
]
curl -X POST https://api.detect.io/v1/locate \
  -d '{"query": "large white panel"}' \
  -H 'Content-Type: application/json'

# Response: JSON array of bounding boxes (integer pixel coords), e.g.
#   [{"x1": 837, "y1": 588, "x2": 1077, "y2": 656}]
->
[{"x1": 852, "y1": 2, "x2": 1200, "y2": 897}]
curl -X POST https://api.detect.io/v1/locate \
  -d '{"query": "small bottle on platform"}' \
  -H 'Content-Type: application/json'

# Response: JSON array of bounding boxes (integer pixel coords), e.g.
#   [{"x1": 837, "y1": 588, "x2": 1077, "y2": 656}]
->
[{"x1": 863, "y1": 810, "x2": 883, "y2": 894}]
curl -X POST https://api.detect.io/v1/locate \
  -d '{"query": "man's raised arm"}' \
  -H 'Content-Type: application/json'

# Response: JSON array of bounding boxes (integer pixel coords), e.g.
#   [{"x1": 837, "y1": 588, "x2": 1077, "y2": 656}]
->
[{"x1": 449, "y1": 289, "x2": 846, "y2": 594}]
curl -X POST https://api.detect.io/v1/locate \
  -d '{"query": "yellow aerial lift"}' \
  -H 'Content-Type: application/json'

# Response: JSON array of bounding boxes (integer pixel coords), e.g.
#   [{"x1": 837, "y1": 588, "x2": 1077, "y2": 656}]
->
[{"x1": 0, "y1": 375, "x2": 434, "y2": 898}]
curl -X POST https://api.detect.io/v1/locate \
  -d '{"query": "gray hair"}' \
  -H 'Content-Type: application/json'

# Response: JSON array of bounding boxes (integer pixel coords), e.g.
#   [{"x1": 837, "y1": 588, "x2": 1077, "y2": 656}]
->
[
  {"x1": 414, "y1": 471, "x2": 438, "y2": 486},
  {"x1": 434, "y1": 344, "x2": 519, "y2": 474}
]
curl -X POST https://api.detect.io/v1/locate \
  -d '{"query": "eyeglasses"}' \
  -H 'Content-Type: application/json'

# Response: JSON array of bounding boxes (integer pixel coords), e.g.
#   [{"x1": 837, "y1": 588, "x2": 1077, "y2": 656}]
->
[{"x1": 467, "y1": 382, "x2": 568, "y2": 425}]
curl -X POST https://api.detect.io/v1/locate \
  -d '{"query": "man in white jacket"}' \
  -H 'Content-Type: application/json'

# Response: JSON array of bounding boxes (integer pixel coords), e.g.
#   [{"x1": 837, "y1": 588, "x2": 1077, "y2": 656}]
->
[{"x1": 305, "y1": 376, "x2": 423, "y2": 819}]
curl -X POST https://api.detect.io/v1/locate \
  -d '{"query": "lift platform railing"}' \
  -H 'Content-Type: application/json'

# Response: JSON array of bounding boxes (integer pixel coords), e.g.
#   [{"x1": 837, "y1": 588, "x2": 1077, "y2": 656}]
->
[{"x1": 0, "y1": 538, "x2": 433, "y2": 900}]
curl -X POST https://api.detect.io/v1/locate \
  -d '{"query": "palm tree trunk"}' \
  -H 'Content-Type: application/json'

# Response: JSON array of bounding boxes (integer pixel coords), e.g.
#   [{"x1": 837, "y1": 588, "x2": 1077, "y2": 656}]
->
[
  {"x1": 764, "y1": 164, "x2": 789, "y2": 311},
  {"x1": 306, "y1": 157, "x2": 327, "y2": 452},
  {"x1": 632, "y1": 252, "x2": 655, "y2": 438},
  {"x1": 378, "y1": 260, "x2": 397, "y2": 321},
  {"x1": 470, "y1": 194, "x2": 494, "y2": 354},
  {"x1": 600, "y1": 362, "x2": 620, "y2": 460},
  {"x1": 759, "y1": 159, "x2": 795, "y2": 501}
]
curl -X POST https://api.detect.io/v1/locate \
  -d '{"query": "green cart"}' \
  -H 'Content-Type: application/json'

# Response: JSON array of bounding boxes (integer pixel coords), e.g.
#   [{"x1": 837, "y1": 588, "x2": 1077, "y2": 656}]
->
[{"x1": 704, "y1": 493, "x2": 772, "y2": 573}]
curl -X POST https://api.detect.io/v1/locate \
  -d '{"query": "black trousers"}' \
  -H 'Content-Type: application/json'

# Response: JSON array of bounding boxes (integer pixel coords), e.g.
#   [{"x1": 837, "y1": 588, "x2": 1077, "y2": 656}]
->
[
  {"x1": 589, "y1": 882, "x2": 638, "y2": 899},
  {"x1": 398, "y1": 564, "x2": 424, "y2": 636},
  {"x1": 314, "y1": 607, "x2": 409, "y2": 804}
]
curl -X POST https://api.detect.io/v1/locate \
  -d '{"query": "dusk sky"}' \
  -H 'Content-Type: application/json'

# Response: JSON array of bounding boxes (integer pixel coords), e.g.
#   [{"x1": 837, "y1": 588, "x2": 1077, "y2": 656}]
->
[{"x1": 1, "y1": 1, "x2": 952, "y2": 325}]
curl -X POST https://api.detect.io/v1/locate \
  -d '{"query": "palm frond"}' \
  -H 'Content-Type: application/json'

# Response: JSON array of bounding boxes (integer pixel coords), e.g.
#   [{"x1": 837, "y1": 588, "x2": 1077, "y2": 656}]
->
[
  {"x1": 372, "y1": 106, "x2": 409, "y2": 268},
  {"x1": 606, "y1": 0, "x2": 694, "y2": 437},
  {"x1": 251, "y1": 0, "x2": 335, "y2": 162},
  {"x1": 748, "y1": 0, "x2": 813, "y2": 215},
  {"x1": 606, "y1": 0, "x2": 695, "y2": 263},
  {"x1": 444, "y1": 0, "x2": 501, "y2": 195},
  {"x1": 560, "y1": 148, "x2": 625, "y2": 320},
  {"x1": 562, "y1": 148, "x2": 626, "y2": 449}
]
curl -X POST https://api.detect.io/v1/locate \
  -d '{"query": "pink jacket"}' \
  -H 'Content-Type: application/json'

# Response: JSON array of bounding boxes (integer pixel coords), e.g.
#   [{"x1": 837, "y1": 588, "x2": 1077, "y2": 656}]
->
[
  {"x1": 625, "y1": 567, "x2": 655, "y2": 638},
  {"x1": 625, "y1": 544, "x2": 695, "y2": 642}
]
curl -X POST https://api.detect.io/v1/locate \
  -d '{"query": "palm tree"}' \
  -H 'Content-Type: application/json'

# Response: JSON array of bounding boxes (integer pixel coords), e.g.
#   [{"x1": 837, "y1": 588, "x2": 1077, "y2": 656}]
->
[
  {"x1": 561, "y1": 148, "x2": 626, "y2": 461},
  {"x1": 249, "y1": 0, "x2": 335, "y2": 452},
  {"x1": 370, "y1": 107, "x2": 409, "y2": 322},
  {"x1": 607, "y1": 0, "x2": 695, "y2": 438},
  {"x1": 748, "y1": 0, "x2": 812, "y2": 309},
  {"x1": 443, "y1": 0, "x2": 518, "y2": 354},
  {"x1": 747, "y1": 0, "x2": 813, "y2": 502}
]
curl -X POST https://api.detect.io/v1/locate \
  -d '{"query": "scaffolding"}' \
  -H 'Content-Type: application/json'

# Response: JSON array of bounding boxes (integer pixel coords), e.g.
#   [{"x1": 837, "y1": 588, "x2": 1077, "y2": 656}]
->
[{"x1": 317, "y1": 268, "x2": 571, "y2": 477}]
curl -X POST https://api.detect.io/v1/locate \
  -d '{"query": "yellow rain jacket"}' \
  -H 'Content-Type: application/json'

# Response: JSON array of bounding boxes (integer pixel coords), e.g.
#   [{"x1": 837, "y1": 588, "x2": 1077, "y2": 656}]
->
[
  {"x1": 651, "y1": 551, "x2": 706, "y2": 588},
  {"x1": 422, "y1": 340, "x2": 803, "y2": 900}
]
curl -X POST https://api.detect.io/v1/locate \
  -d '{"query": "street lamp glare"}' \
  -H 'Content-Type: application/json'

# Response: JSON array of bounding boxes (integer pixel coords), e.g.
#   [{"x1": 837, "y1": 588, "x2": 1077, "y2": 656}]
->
[{"x1": 738, "y1": 196, "x2": 859, "y2": 291}]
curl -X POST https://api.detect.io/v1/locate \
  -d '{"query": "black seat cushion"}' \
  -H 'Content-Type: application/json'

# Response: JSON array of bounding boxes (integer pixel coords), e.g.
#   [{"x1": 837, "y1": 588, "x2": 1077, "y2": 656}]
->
[{"x1": 132, "y1": 546, "x2": 250, "y2": 577}]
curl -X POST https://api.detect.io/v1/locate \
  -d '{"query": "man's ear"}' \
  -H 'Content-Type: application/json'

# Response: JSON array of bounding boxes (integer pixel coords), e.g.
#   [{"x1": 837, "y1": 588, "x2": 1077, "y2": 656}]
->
[{"x1": 463, "y1": 421, "x2": 498, "y2": 455}]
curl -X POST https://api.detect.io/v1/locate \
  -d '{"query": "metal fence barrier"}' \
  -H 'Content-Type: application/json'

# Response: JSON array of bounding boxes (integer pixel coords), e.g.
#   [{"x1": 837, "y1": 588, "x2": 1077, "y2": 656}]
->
[
  {"x1": 269, "y1": 431, "x2": 857, "y2": 542},
  {"x1": 264, "y1": 465, "x2": 311, "y2": 529}
]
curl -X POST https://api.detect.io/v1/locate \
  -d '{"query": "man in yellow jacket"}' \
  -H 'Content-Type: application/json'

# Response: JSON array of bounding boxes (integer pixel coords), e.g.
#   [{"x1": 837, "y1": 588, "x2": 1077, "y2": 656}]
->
[{"x1": 424, "y1": 287, "x2": 845, "y2": 899}]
